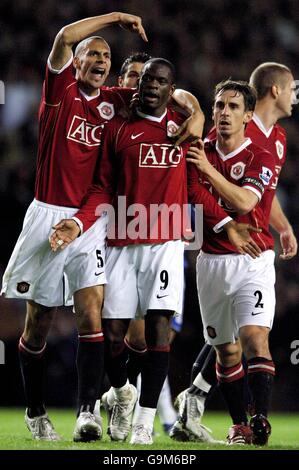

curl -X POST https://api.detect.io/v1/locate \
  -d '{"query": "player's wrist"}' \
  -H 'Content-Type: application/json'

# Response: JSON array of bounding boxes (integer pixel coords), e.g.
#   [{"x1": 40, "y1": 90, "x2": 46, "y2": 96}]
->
[{"x1": 71, "y1": 217, "x2": 83, "y2": 237}]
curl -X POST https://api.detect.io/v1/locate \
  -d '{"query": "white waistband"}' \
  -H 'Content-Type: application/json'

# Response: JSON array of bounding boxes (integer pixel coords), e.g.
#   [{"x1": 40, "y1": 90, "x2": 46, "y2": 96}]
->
[
  {"x1": 33, "y1": 199, "x2": 78, "y2": 212},
  {"x1": 199, "y1": 249, "x2": 274, "y2": 260}
]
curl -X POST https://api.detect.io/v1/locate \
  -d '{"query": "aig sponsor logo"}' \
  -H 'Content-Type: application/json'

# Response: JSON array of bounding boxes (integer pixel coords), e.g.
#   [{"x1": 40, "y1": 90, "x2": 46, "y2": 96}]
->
[
  {"x1": 67, "y1": 115, "x2": 104, "y2": 147},
  {"x1": 139, "y1": 144, "x2": 183, "y2": 168}
]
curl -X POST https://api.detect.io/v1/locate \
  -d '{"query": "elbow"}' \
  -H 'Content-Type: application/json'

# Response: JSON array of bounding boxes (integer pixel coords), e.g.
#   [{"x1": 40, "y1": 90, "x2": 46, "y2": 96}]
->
[
  {"x1": 56, "y1": 27, "x2": 73, "y2": 47},
  {"x1": 235, "y1": 201, "x2": 257, "y2": 215}
]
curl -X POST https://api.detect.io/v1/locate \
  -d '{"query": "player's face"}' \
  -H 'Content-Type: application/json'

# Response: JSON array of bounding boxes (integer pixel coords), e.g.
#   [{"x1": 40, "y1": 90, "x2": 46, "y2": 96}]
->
[
  {"x1": 139, "y1": 63, "x2": 175, "y2": 116},
  {"x1": 74, "y1": 39, "x2": 111, "y2": 95},
  {"x1": 118, "y1": 62, "x2": 144, "y2": 88},
  {"x1": 276, "y1": 73, "x2": 294, "y2": 118},
  {"x1": 213, "y1": 90, "x2": 253, "y2": 137}
]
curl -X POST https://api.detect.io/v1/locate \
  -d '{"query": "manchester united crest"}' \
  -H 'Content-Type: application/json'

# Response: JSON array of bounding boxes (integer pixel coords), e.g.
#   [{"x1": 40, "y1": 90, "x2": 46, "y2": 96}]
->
[
  {"x1": 230, "y1": 161, "x2": 246, "y2": 180},
  {"x1": 97, "y1": 102, "x2": 115, "y2": 120},
  {"x1": 275, "y1": 140, "x2": 284, "y2": 160},
  {"x1": 167, "y1": 120, "x2": 179, "y2": 138}
]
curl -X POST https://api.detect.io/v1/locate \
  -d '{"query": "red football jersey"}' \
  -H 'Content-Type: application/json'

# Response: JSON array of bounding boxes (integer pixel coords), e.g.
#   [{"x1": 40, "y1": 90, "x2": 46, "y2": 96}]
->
[
  {"x1": 200, "y1": 138, "x2": 276, "y2": 254},
  {"x1": 246, "y1": 114, "x2": 286, "y2": 191},
  {"x1": 206, "y1": 113, "x2": 287, "y2": 191},
  {"x1": 76, "y1": 109, "x2": 231, "y2": 245},
  {"x1": 35, "y1": 57, "x2": 133, "y2": 207}
]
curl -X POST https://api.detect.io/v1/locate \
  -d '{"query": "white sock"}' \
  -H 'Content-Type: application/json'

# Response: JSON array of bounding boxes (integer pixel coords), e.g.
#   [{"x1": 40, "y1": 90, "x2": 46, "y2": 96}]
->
[
  {"x1": 134, "y1": 406, "x2": 156, "y2": 431},
  {"x1": 157, "y1": 377, "x2": 177, "y2": 425},
  {"x1": 132, "y1": 374, "x2": 141, "y2": 426},
  {"x1": 193, "y1": 372, "x2": 211, "y2": 394}
]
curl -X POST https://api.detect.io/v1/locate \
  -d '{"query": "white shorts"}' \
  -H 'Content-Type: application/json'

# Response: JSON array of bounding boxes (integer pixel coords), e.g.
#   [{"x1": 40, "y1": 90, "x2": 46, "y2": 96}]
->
[
  {"x1": 196, "y1": 250, "x2": 276, "y2": 346},
  {"x1": 102, "y1": 240, "x2": 185, "y2": 319},
  {"x1": 1, "y1": 199, "x2": 107, "y2": 307}
]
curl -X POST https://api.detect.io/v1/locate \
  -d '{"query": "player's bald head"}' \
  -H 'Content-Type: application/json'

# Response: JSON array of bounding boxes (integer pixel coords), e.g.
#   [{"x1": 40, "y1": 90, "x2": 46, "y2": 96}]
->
[
  {"x1": 250, "y1": 62, "x2": 292, "y2": 100},
  {"x1": 74, "y1": 36, "x2": 110, "y2": 58}
]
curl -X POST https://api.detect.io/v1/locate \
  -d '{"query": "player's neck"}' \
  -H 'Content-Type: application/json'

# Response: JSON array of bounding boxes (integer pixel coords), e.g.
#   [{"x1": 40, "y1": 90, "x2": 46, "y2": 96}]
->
[
  {"x1": 254, "y1": 102, "x2": 278, "y2": 129},
  {"x1": 216, "y1": 133, "x2": 247, "y2": 155},
  {"x1": 78, "y1": 81, "x2": 100, "y2": 97}
]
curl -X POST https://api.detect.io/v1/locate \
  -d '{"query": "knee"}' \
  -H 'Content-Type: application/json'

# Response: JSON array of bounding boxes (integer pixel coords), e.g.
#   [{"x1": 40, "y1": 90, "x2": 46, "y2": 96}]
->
[
  {"x1": 103, "y1": 319, "x2": 129, "y2": 356},
  {"x1": 126, "y1": 320, "x2": 146, "y2": 351},
  {"x1": 23, "y1": 302, "x2": 54, "y2": 346},
  {"x1": 240, "y1": 326, "x2": 270, "y2": 359},
  {"x1": 216, "y1": 342, "x2": 242, "y2": 367}
]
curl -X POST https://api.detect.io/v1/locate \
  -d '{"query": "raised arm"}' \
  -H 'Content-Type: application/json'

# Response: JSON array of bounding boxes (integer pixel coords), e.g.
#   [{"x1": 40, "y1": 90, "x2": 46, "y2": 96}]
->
[
  {"x1": 49, "y1": 12, "x2": 147, "y2": 70},
  {"x1": 270, "y1": 195, "x2": 297, "y2": 260},
  {"x1": 171, "y1": 90, "x2": 205, "y2": 145}
]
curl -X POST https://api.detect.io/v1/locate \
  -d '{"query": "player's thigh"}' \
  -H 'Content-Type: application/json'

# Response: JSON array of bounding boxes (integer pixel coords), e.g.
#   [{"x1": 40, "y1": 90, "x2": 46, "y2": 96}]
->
[
  {"x1": 65, "y1": 216, "x2": 108, "y2": 304},
  {"x1": 233, "y1": 252, "x2": 276, "y2": 333},
  {"x1": 138, "y1": 240, "x2": 185, "y2": 315},
  {"x1": 2, "y1": 200, "x2": 74, "y2": 306},
  {"x1": 102, "y1": 246, "x2": 138, "y2": 319},
  {"x1": 196, "y1": 253, "x2": 235, "y2": 346}
]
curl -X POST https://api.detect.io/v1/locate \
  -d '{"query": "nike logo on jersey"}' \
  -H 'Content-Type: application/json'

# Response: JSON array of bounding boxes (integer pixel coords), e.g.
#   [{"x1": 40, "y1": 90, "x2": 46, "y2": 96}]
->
[
  {"x1": 131, "y1": 132, "x2": 144, "y2": 140},
  {"x1": 251, "y1": 311, "x2": 263, "y2": 316},
  {"x1": 157, "y1": 294, "x2": 169, "y2": 299},
  {"x1": 95, "y1": 272, "x2": 104, "y2": 276}
]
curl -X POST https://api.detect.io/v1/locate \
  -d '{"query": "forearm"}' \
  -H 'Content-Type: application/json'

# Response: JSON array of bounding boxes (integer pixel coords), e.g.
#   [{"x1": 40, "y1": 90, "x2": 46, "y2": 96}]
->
[
  {"x1": 173, "y1": 90, "x2": 204, "y2": 133},
  {"x1": 59, "y1": 12, "x2": 121, "y2": 46},
  {"x1": 270, "y1": 195, "x2": 292, "y2": 234},
  {"x1": 205, "y1": 166, "x2": 257, "y2": 214},
  {"x1": 49, "y1": 12, "x2": 122, "y2": 69}
]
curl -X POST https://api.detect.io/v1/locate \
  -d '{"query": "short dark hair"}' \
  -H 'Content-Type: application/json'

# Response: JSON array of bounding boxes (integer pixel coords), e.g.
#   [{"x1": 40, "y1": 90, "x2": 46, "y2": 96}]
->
[
  {"x1": 249, "y1": 62, "x2": 292, "y2": 100},
  {"x1": 215, "y1": 79, "x2": 257, "y2": 111},
  {"x1": 142, "y1": 58, "x2": 176, "y2": 84},
  {"x1": 119, "y1": 52, "x2": 152, "y2": 76}
]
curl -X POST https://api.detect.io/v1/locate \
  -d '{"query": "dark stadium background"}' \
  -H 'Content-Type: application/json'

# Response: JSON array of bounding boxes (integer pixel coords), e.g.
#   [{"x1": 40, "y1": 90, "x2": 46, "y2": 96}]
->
[{"x1": 0, "y1": 0, "x2": 299, "y2": 412}]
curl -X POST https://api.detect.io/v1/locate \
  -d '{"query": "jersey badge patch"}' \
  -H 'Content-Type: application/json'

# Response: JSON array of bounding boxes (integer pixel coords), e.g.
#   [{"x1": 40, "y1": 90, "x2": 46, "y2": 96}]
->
[
  {"x1": 17, "y1": 282, "x2": 30, "y2": 294},
  {"x1": 167, "y1": 120, "x2": 180, "y2": 138},
  {"x1": 97, "y1": 102, "x2": 115, "y2": 120},
  {"x1": 259, "y1": 166, "x2": 273, "y2": 186},
  {"x1": 275, "y1": 140, "x2": 284, "y2": 160},
  {"x1": 230, "y1": 162, "x2": 246, "y2": 180}
]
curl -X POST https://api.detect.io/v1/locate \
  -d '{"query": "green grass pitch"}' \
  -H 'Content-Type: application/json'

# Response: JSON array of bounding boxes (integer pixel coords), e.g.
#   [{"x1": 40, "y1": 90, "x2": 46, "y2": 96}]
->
[{"x1": 0, "y1": 408, "x2": 298, "y2": 450}]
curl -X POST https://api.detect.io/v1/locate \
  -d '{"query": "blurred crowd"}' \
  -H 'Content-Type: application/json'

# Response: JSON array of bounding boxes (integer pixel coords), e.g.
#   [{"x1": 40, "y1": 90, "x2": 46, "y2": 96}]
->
[{"x1": 1, "y1": 0, "x2": 299, "y2": 410}]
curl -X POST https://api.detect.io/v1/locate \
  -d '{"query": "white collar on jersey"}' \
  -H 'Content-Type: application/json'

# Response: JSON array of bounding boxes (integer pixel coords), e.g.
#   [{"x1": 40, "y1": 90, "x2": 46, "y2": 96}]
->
[
  {"x1": 136, "y1": 109, "x2": 167, "y2": 122},
  {"x1": 216, "y1": 137, "x2": 252, "y2": 161},
  {"x1": 252, "y1": 113, "x2": 274, "y2": 138},
  {"x1": 79, "y1": 88, "x2": 100, "y2": 101}
]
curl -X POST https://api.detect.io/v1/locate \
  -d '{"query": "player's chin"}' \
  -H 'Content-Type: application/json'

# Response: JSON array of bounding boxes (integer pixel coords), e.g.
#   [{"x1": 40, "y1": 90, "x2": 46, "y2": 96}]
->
[{"x1": 89, "y1": 76, "x2": 106, "y2": 89}]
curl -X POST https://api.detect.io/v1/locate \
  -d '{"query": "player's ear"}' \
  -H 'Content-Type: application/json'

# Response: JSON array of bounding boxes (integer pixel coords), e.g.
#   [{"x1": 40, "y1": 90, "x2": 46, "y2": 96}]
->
[
  {"x1": 244, "y1": 110, "x2": 253, "y2": 124},
  {"x1": 212, "y1": 104, "x2": 215, "y2": 122},
  {"x1": 169, "y1": 84, "x2": 176, "y2": 97},
  {"x1": 271, "y1": 84, "x2": 279, "y2": 99},
  {"x1": 73, "y1": 56, "x2": 80, "y2": 70},
  {"x1": 118, "y1": 76, "x2": 123, "y2": 87}
]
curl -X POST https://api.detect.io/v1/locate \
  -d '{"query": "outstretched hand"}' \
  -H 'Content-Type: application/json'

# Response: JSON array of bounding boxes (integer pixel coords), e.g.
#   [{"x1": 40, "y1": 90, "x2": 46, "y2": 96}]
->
[
  {"x1": 225, "y1": 221, "x2": 262, "y2": 259},
  {"x1": 50, "y1": 219, "x2": 80, "y2": 252},
  {"x1": 118, "y1": 13, "x2": 148, "y2": 42},
  {"x1": 279, "y1": 228, "x2": 298, "y2": 260}
]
